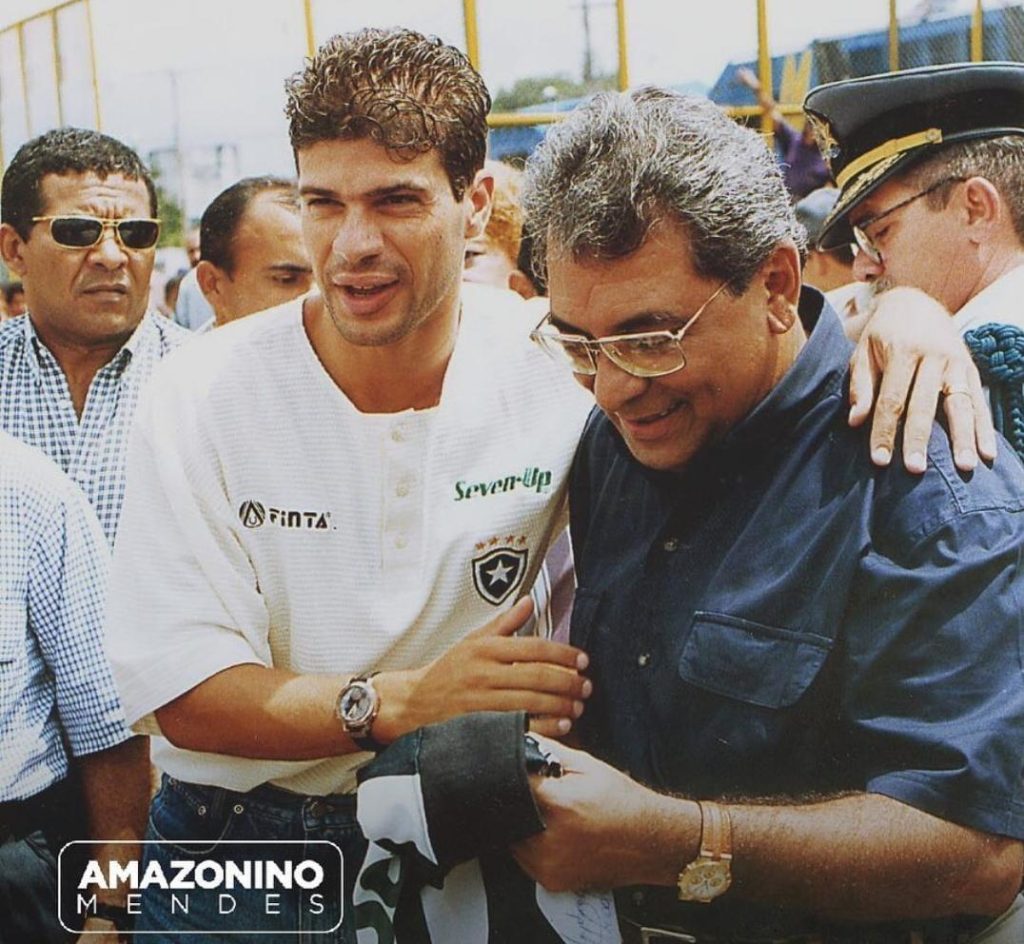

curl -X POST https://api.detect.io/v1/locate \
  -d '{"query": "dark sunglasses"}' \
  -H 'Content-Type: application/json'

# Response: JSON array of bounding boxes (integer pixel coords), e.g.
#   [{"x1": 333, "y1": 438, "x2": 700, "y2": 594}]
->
[{"x1": 32, "y1": 215, "x2": 161, "y2": 250}]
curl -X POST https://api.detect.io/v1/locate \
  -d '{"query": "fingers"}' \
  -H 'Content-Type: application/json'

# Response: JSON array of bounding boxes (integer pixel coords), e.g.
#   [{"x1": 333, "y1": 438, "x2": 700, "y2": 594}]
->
[
  {"x1": 903, "y1": 354, "x2": 991, "y2": 474},
  {"x1": 422, "y1": 603, "x2": 596, "y2": 732},
  {"x1": 481, "y1": 634, "x2": 589, "y2": 671},
  {"x1": 469, "y1": 663, "x2": 592, "y2": 730},
  {"x1": 875, "y1": 355, "x2": 994, "y2": 474},
  {"x1": 968, "y1": 363, "x2": 998, "y2": 463},
  {"x1": 901, "y1": 356, "x2": 944, "y2": 474},
  {"x1": 431, "y1": 647, "x2": 592, "y2": 718},
  {"x1": 495, "y1": 688, "x2": 585, "y2": 719},
  {"x1": 471, "y1": 599, "x2": 589, "y2": 670},
  {"x1": 847, "y1": 339, "x2": 879, "y2": 430},
  {"x1": 943, "y1": 390, "x2": 978, "y2": 472},
  {"x1": 529, "y1": 716, "x2": 577, "y2": 738},
  {"x1": 463, "y1": 659, "x2": 591, "y2": 706},
  {"x1": 941, "y1": 366, "x2": 994, "y2": 470},
  {"x1": 850, "y1": 287, "x2": 993, "y2": 472},
  {"x1": 508, "y1": 661, "x2": 592, "y2": 700},
  {"x1": 868, "y1": 350, "x2": 919, "y2": 467}
]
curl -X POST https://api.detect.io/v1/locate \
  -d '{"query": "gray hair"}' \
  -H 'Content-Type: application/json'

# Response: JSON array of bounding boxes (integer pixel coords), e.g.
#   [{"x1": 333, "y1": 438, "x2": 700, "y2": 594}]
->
[
  {"x1": 522, "y1": 87, "x2": 802, "y2": 292},
  {"x1": 904, "y1": 135, "x2": 1024, "y2": 245}
]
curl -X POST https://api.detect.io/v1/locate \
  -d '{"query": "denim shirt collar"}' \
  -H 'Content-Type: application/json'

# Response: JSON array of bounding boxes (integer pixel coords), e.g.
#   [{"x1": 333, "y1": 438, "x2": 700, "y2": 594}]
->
[{"x1": 711, "y1": 287, "x2": 852, "y2": 459}]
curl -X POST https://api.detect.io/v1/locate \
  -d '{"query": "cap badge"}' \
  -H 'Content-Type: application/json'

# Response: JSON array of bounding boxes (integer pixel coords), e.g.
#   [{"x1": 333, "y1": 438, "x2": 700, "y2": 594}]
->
[{"x1": 805, "y1": 113, "x2": 840, "y2": 172}]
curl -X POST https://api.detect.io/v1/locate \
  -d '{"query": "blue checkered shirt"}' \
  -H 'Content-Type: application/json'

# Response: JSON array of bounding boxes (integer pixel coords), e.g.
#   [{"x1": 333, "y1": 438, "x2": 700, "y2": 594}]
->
[
  {"x1": 0, "y1": 311, "x2": 190, "y2": 544},
  {"x1": 0, "y1": 430, "x2": 130, "y2": 801}
]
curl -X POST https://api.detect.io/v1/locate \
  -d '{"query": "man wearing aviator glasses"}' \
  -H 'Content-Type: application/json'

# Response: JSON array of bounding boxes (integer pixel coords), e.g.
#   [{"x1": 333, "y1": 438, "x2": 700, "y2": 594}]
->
[
  {"x1": 0, "y1": 128, "x2": 188, "y2": 941},
  {"x1": 0, "y1": 126, "x2": 189, "y2": 543},
  {"x1": 805, "y1": 62, "x2": 1024, "y2": 464},
  {"x1": 514, "y1": 87, "x2": 1024, "y2": 944}
]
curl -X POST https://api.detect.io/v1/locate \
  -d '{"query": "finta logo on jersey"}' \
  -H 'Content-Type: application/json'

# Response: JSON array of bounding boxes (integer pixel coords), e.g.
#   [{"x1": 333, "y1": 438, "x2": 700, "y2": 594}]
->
[
  {"x1": 453, "y1": 466, "x2": 553, "y2": 501},
  {"x1": 238, "y1": 500, "x2": 332, "y2": 530}
]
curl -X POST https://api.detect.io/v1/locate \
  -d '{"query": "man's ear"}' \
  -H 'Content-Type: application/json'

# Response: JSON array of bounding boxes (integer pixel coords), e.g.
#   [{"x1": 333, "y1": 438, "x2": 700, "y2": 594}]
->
[
  {"x1": 0, "y1": 223, "x2": 29, "y2": 277},
  {"x1": 767, "y1": 294, "x2": 798, "y2": 334},
  {"x1": 761, "y1": 241, "x2": 802, "y2": 334},
  {"x1": 195, "y1": 260, "x2": 225, "y2": 308},
  {"x1": 962, "y1": 176, "x2": 1000, "y2": 236},
  {"x1": 464, "y1": 168, "x2": 495, "y2": 240},
  {"x1": 762, "y1": 241, "x2": 801, "y2": 304},
  {"x1": 508, "y1": 268, "x2": 538, "y2": 300}
]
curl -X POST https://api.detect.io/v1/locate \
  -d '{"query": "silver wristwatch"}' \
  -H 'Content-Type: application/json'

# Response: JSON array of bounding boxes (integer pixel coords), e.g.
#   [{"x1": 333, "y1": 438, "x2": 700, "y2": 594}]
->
[{"x1": 336, "y1": 674, "x2": 383, "y2": 751}]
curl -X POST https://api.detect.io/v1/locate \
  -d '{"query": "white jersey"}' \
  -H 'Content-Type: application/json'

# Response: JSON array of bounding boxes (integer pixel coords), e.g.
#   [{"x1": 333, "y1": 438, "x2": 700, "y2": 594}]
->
[{"x1": 105, "y1": 285, "x2": 593, "y2": 795}]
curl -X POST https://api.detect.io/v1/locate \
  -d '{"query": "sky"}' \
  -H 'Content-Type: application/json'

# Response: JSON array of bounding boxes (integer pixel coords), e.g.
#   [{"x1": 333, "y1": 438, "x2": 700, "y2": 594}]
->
[{"x1": 0, "y1": 0, "x2": 989, "y2": 215}]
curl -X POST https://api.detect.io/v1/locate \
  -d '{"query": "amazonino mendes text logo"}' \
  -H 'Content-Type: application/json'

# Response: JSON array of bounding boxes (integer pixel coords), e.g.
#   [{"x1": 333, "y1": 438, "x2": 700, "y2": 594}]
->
[{"x1": 238, "y1": 500, "x2": 333, "y2": 530}]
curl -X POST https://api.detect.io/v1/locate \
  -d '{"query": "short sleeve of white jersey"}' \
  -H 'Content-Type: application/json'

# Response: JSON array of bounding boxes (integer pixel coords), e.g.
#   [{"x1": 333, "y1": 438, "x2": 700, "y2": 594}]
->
[{"x1": 105, "y1": 347, "x2": 271, "y2": 733}]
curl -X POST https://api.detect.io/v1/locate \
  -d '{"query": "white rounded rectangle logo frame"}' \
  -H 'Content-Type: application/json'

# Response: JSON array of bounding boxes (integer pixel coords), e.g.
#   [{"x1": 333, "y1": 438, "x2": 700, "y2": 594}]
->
[{"x1": 58, "y1": 839, "x2": 344, "y2": 935}]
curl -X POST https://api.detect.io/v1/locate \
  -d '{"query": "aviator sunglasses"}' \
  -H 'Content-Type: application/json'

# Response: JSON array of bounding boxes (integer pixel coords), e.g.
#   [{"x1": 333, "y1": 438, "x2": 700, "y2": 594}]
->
[{"x1": 32, "y1": 215, "x2": 161, "y2": 251}]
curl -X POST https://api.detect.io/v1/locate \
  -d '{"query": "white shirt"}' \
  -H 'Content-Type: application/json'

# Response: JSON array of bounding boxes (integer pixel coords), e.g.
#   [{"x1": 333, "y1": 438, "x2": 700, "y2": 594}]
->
[
  {"x1": 952, "y1": 261, "x2": 1024, "y2": 334},
  {"x1": 105, "y1": 285, "x2": 593, "y2": 795}
]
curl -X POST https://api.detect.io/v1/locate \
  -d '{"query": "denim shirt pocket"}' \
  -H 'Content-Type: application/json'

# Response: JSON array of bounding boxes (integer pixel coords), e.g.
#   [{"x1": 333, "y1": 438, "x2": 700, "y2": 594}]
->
[{"x1": 678, "y1": 611, "x2": 833, "y2": 708}]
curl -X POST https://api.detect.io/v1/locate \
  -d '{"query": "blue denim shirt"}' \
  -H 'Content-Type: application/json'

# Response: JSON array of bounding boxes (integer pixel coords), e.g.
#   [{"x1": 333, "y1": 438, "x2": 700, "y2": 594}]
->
[{"x1": 570, "y1": 290, "x2": 1024, "y2": 936}]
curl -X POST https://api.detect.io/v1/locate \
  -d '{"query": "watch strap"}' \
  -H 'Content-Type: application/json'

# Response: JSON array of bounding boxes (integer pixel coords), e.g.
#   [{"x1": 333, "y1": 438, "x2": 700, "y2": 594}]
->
[
  {"x1": 91, "y1": 901, "x2": 134, "y2": 931},
  {"x1": 342, "y1": 673, "x2": 385, "y2": 752},
  {"x1": 677, "y1": 800, "x2": 733, "y2": 902},
  {"x1": 352, "y1": 730, "x2": 385, "y2": 752},
  {"x1": 699, "y1": 800, "x2": 732, "y2": 861}
]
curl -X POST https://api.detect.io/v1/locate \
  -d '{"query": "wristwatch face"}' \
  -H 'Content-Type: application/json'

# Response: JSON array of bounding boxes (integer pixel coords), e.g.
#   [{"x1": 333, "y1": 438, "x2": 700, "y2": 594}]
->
[
  {"x1": 677, "y1": 858, "x2": 731, "y2": 902},
  {"x1": 339, "y1": 681, "x2": 376, "y2": 729}
]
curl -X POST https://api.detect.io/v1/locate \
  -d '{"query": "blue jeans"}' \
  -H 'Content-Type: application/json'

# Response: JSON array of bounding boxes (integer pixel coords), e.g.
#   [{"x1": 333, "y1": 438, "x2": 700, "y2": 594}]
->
[
  {"x1": 0, "y1": 830, "x2": 70, "y2": 943},
  {"x1": 0, "y1": 778, "x2": 85, "y2": 943},
  {"x1": 138, "y1": 775, "x2": 366, "y2": 943}
]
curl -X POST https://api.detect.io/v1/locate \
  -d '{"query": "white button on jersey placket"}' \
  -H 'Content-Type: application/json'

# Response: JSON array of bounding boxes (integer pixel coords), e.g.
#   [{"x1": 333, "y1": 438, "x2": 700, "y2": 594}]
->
[{"x1": 382, "y1": 415, "x2": 429, "y2": 571}]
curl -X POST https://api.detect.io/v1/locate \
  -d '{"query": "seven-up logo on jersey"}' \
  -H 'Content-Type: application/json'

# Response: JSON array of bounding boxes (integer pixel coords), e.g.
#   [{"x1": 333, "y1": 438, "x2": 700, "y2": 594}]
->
[{"x1": 472, "y1": 546, "x2": 529, "y2": 605}]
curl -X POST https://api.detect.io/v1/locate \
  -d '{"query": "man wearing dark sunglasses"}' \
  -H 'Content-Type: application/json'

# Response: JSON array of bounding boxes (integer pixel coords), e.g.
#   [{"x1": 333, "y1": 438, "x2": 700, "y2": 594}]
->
[
  {"x1": 0, "y1": 126, "x2": 189, "y2": 543},
  {"x1": 805, "y1": 62, "x2": 1024, "y2": 463},
  {"x1": 512, "y1": 87, "x2": 1024, "y2": 944},
  {"x1": 0, "y1": 127, "x2": 188, "y2": 941}
]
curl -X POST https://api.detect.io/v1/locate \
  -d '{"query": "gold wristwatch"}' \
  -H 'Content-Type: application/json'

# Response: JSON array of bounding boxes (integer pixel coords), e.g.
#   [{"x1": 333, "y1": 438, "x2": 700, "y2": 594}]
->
[{"x1": 677, "y1": 800, "x2": 733, "y2": 903}]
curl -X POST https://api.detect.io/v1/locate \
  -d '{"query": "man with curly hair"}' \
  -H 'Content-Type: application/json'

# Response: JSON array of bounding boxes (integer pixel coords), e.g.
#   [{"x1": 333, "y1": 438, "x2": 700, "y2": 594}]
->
[{"x1": 105, "y1": 27, "x2": 594, "y2": 940}]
